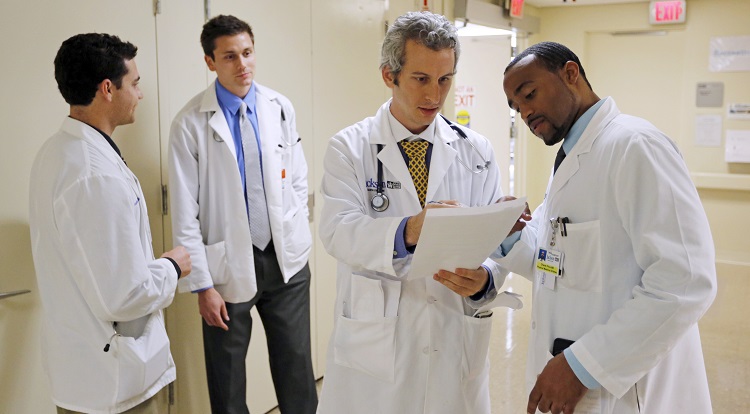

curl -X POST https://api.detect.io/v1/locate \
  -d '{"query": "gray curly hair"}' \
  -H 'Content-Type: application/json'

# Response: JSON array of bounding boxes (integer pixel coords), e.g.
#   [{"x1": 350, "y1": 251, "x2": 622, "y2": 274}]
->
[{"x1": 380, "y1": 11, "x2": 460, "y2": 81}]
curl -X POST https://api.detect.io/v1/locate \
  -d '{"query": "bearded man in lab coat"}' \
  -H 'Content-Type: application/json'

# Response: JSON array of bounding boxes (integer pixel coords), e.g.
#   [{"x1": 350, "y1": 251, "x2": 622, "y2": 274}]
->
[
  {"x1": 317, "y1": 11, "x2": 525, "y2": 414},
  {"x1": 497, "y1": 41, "x2": 717, "y2": 414},
  {"x1": 29, "y1": 33, "x2": 191, "y2": 413}
]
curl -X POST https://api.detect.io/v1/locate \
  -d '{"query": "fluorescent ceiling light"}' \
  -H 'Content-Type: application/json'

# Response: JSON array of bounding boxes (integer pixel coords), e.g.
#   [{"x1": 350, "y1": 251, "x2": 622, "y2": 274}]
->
[{"x1": 456, "y1": 21, "x2": 513, "y2": 37}]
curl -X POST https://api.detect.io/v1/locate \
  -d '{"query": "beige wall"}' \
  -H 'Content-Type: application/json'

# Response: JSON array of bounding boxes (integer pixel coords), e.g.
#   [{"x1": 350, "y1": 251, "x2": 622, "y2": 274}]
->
[{"x1": 518, "y1": 0, "x2": 750, "y2": 266}]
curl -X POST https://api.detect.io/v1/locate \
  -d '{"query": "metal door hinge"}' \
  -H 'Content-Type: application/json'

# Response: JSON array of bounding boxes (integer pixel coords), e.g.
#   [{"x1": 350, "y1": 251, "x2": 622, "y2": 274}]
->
[
  {"x1": 308, "y1": 193, "x2": 315, "y2": 223},
  {"x1": 153, "y1": 0, "x2": 161, "y2": 15},
  {"x1": 162, "y1": 185, "x2": 169, "y2": 215}
]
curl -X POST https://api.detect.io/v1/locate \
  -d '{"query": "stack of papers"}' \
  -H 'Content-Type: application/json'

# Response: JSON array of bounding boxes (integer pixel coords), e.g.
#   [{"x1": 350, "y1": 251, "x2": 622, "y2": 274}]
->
[{"x1": 408, "y1": 197, "x2": 527, "y2": 280}]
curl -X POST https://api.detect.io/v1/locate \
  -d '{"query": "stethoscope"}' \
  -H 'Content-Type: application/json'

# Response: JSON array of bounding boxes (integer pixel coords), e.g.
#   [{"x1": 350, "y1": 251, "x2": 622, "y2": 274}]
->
[
  {"x1": 370, "y1": 115, "x2": 491, "y2": 212},
  {"x1": 371, "y1": 144, "x2": 389, "y2": 212},
  {"x1": 440, "y1": 115, "x2": 491, "y2": 174}
]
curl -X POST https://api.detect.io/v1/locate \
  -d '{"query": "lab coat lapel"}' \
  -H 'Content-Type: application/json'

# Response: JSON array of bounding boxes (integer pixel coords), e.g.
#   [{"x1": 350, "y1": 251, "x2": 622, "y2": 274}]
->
[
  {"x1": 255, "y1": 88, "x2": 282, "y2": 156},
  {"x1": 255, "y1": 88, "x2": 283, "y2": 214},
  {"x1": 426, "y1": 118, "x2": 458, "y2": 203},
  {"x1": 372, "y1": 102, "x2": 422, "y2": 213},
  {"x1": 548, "y1": 97, "x2": 619, "y2": 199},
  {"x1": 201, "y1": 81, "x2": 236, "y2": 159}
]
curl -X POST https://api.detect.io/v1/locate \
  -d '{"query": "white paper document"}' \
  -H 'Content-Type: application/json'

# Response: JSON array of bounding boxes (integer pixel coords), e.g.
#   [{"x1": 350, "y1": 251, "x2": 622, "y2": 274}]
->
[
  {"x1": 694, "y1": 115, "x2": 722, "y2": 147},
  {"x1": 725, "y1": 130, "x2": 750, "y2": 163},
  {"x1": 407, "y1": 197, "x2": 527, "y2": 280}
]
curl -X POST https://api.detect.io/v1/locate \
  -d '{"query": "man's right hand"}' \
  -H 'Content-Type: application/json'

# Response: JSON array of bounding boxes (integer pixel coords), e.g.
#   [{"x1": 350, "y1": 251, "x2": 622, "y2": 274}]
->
[
  {"x1": 198, "y1": 287, "x2": 229, "y2": 331},
  {"x1": 404, "y1": 200, "x2": 462, "y2": 246},
  {"x1": 161, "y1": 246, "x2": 192, "y2": 277}
]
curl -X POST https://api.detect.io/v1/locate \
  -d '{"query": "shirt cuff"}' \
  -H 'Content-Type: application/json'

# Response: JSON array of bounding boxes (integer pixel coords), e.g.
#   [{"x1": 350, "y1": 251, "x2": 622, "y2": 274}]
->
[
  {"x1": 393, "y1": 217, "x2": 411, "y2": 258},
  {"x1": 192, "y1": 286, "x2": 212, "y2": 293},
  {"x1": 469, "y1": 265, "x2": 495, "y2": 300},
  {"x1": 564, "y1": 347, "x2": 601, "y2": 389},
  {"x1": 164, "y1": 257, "x2": 181, "y2": 280},
  {"x1": 499, "y1": 231, "x2": 522, "y2": 257}
]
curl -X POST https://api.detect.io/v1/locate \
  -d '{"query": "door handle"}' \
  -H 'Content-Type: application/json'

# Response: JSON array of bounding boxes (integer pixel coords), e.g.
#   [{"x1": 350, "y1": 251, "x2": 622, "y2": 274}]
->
[{"x1": 0, "y1": 289, "x2": 31, "y2": 300}]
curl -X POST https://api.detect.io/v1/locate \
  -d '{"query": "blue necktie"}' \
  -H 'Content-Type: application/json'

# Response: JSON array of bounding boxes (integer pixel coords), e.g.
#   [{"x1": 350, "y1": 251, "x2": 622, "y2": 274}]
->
[{"x1": 240, "y1": 102, "x2": 272, "y2": 250}]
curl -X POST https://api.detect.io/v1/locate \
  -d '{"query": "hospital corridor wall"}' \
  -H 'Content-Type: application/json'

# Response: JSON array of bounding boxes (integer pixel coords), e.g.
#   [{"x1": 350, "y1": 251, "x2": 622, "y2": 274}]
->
[{"x1": 1, "y1": 0, "x2": 749, "y2": 413}]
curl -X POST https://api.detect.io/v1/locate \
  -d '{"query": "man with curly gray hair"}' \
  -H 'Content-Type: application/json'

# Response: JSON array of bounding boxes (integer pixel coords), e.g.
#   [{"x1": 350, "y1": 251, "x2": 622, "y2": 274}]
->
[{"x1": 317, "y1": 11, "x2": 518, "y2": 414}]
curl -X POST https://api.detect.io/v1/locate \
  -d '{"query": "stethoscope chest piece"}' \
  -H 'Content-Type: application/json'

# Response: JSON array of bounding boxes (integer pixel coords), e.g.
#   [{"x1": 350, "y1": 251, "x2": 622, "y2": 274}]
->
[{"x1": 371, "y1": 192, "x2": 389, "y2": 212}]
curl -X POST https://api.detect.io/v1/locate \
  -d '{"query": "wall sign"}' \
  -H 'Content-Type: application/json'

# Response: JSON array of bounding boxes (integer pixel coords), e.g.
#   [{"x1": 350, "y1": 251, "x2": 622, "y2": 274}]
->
[
  {"x1": 649, "y1": 1, "x2": 686, "y2": 25},
  {"x1": 710, "y1": 35, "x2": 750, "y2": 72}
]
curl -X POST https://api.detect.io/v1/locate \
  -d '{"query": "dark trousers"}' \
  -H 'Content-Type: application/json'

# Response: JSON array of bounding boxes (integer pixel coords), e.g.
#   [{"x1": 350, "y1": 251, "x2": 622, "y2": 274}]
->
[{"x1": 202, "y1": 242, "x2": 317, "y2": 414}]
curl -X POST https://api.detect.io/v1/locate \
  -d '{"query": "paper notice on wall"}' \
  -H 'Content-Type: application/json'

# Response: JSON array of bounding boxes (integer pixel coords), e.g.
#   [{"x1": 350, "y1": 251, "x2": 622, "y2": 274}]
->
[
  {"x1": 710, "y1": 35, "x2": 750, "y2": 72},
  {"x1": 695, "y1": 115, "x2": 722, "y2": 147},
  {"x1": 725, "y1": 130, "x2": 750, "y2": 163},
  {"x1": 728, "y1": 103, "x2": 750, "y2": 120}
]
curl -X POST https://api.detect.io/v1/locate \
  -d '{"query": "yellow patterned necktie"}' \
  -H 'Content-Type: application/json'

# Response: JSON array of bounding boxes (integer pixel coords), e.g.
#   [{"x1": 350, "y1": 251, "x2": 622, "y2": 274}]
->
[{"x1": 399, "y1": 140, "x2": 429, "y2": 208}]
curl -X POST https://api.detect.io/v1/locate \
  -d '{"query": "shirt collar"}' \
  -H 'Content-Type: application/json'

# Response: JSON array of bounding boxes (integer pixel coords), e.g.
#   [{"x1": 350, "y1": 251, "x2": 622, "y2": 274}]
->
[
  {"x1": 562, "y1": 98, "x2": 605, "y2": 155},
  {"x1": 215, "y1": 81, "x2": 257, "y2": 116},
  {"x1": 386, "y1": 103, "x2": 436, "y2": 144}
]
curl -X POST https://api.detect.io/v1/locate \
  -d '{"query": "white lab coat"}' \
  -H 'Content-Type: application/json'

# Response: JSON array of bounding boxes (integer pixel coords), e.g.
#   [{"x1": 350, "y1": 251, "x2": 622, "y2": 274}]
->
[
  {"x1": 317, "y1": 101, "x2": 521, "y2": 414},
  {"x1": 496, "y1": 98, "x2": 716, "y2": 413},
  {"x1": 169, "y1": 81, "x2": 311, "y2": 303},
  {"x1": 29, "y1": 118, "x2": 178, "y2": 413}
]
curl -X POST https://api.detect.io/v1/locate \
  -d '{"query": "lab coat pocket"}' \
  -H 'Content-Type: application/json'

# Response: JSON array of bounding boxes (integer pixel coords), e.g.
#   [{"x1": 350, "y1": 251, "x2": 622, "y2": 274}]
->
[
  {"x1": 461, "y1": 314, "x2": 493, "y2": 381},
  {"x1": 558, "y1": 220, "x2": 602, "y2": 293},
  {"x1": 333, "y1": 315, "x2": 398, "y2": 383},
  {"x1": 334, "y1": 274, "x2": 400, "y2": 382},
  {"x1": 205, "y1": 240, "x2": 228, "y2": 285},
  {"x1": 114, "y1": 314, "x2": 172, "y2": 402}
]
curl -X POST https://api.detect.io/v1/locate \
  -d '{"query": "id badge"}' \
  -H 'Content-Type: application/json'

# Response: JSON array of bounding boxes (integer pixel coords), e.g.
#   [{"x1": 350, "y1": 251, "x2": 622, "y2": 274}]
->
[{"x1": 536, "y1": 248, "x2": 564, "y2": 290}]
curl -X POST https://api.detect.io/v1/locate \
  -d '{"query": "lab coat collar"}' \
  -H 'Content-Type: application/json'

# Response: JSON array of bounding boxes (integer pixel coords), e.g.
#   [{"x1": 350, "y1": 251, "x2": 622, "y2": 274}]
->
[
  {"x1": 370, "y1": 99, "x2": 459, "y2": 145},
  {"x1": 60, "y1": 117, "x2": 126, "y2": 168},
  {"x1": 215, "y1": 81, "x2": 257, "y2": 117},
  {"x1": 386, "y1": 104, "x2": 437, "y2": 144}
]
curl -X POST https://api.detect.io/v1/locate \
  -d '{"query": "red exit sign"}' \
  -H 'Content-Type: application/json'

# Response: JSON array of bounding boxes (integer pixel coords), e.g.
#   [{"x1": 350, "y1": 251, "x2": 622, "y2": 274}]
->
[
  {"x1": 509, "y1": 0, "x2": 524, "y2": 19},
  {"x1": 650, "y1": 0, "x2": 686, "y2": 25}
]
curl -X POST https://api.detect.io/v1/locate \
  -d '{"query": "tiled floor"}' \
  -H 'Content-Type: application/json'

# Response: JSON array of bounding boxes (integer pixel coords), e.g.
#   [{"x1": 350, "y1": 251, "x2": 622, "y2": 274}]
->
[{"x1": 269, "y1": 266, "x2": 749, "y2": 413}]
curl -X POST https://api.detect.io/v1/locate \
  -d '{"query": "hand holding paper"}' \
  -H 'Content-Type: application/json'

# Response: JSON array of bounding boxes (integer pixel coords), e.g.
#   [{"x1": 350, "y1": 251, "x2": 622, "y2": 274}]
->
[
  {"x1": 404, "y1": 200, "x2": 462, "y2": 246},
  {"x1": 407, "y1": 197, "x2": 528, "y2": 280},
  {"x1": 434, "y1": 266, "x2": 490, "y2": 298}
]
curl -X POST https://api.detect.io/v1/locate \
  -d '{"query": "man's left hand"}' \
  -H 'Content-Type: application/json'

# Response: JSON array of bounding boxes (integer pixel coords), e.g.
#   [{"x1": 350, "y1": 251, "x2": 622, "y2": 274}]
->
[
  {"x1": 527, "y1": 353, "x2": 588, "y2": 414},
  {"x1": 433, "y1": 266, "x2": 488, "y2": 297}
]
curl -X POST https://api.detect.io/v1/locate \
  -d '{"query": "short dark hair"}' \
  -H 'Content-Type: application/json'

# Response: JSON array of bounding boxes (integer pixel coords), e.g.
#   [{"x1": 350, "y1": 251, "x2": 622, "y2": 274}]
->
[
  {"x1": 54, "y1": 33, "x2": 137, "y2": 106},
  {"x1": 201, "y1": 15, "x2": 254, "y2": 59},
  {"x1": 506, "y1": 41, "x2": 592, "y2": 90}
]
